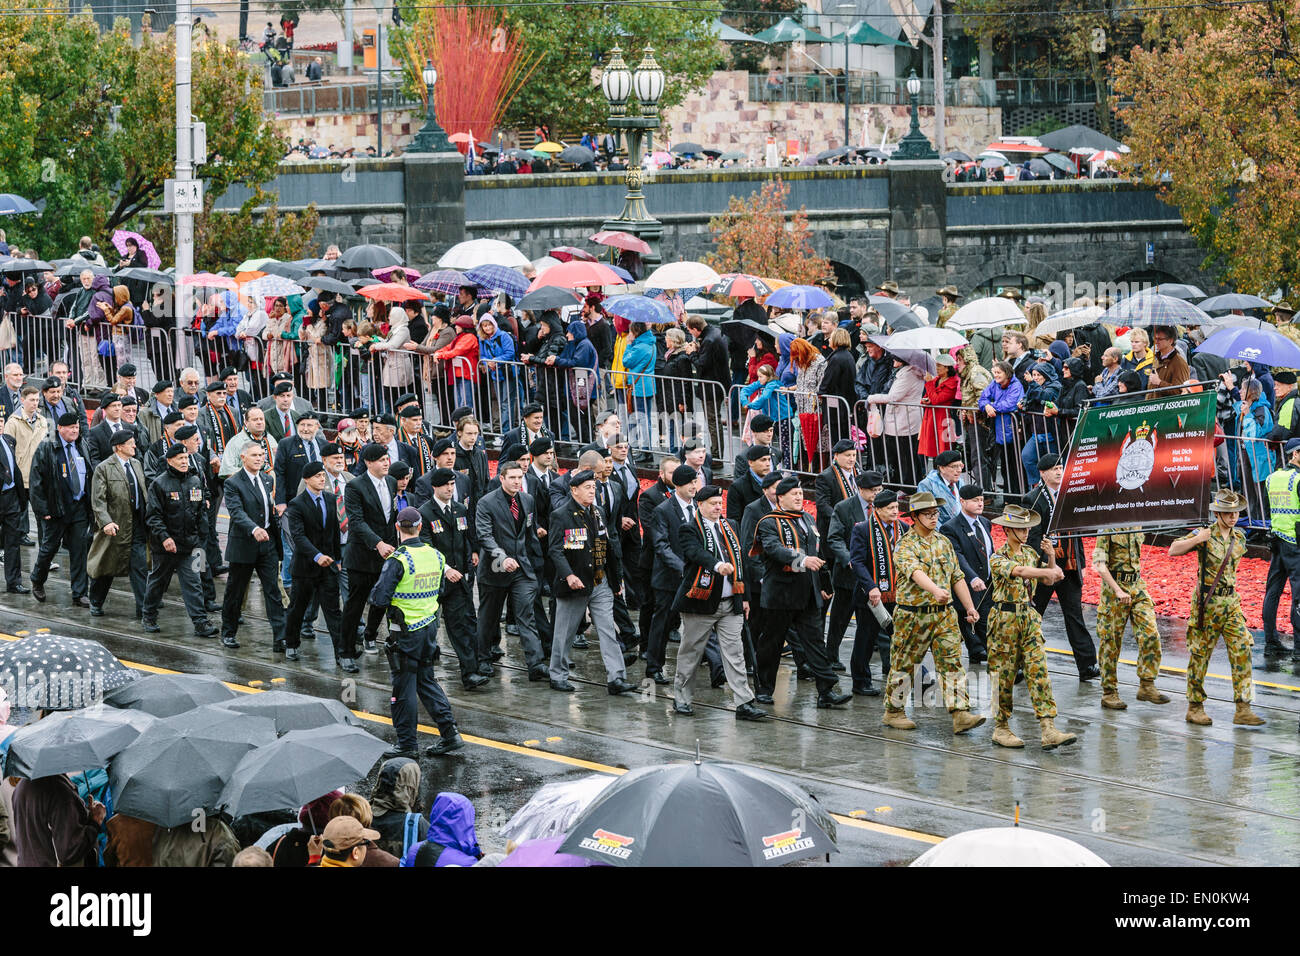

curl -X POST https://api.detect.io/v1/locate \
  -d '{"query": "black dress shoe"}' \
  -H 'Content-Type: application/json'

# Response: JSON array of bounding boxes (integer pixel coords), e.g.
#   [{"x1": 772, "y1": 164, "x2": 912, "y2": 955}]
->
[
  {"x1": 463, "y1": 673, "x2": 490, "y2": 689},
  {"x1": 74, "y1": 596, "x2": 90, "y2": 608},
  {"x1": 194, "y1": 623, "x2": 218, "y2": 639},
  {"x1": 427, "y1": 732, "x2": 465, "y2": 757},
  {"x1": 968, "y1": 650, "x2": 987, "y2": 664},
  {"x1": 572, "y1": 636, "x2": 590, "y2": 649},
  {"x1": 382, "y1": 746, "x2": 417, "y2": 760},
  {"x1": 673, "y1": 702, "x2": 694, "y2": 716},
  {"x1": 204, "y1": 601, "x2": 222, "y2": 613},
  {"x1": 831, "y1": 662, "x2": 847, "y2": 672},
  {"x1": 89, "y1": 605, "x2": 104, "y2": 617},
  {"x1": 797, "y1": 668, "x2": 816, "y2": 682},
  {"x1": 222, "y1": 636, "x2": 240, "y2": 649},
  {"x1": 754, "y1": 692, "x2": 775, "y2": 705},
  {"x1": 853, "y1": 684, "x2": 882, "y2": 697},
  {"x1": 212, "y1": 564, "x2": 229, "y2": 576},
  {"x1": 549, "y1": 679, "x2": 576, "y2": 692},
  {"x1": 142, "y1": 621, "x2": 160, "y2": 633},
  {"x1": 285, "y1": 648, "x2": 301, "y2": 662},
  {"x1": 7, "y1": 585, "x2": 30, "y2": 595},
  {"x1": 31, "y1": 584, "x2": 45, "y2": 603},
  {"x1": 608, "y1": 678, "x2": 638, "y2": 695},
  {"x1": 338, "y1": 657, "x2": 359, "y2": 673},
  {"x1": 1078, "y1": 665, "x2": 1101, "y2": 682},
  {"x1": 489, "y1": 648, "x2": 505, "y2": 661},
  {"x1": 622, "y1": 650, "x2": 639, "y2": 666},
  {"x1": 528, "y1": 667, "x2": 549, "y2": 682},
  {"x1": 735, "y1": 701, "x2": 768, "y2": 721},
  {"x1": 710, "y1": 673, "x2": 727, "y2": 689},
  {"x1": 272, "y1": 641, "x2": 285, "y2": 654},
  {"x1": 816, "y1": 690, "x2": 852, "y2": 708},
  {"x1": 647, "y1": 670, "x2": 670, "y2": 686},
  {"x1": 300, "y1": 631, "x2": 316, "y2": 642},
  {"x1": 478, "y1": 662, "x2": 495, "y2": 677}
]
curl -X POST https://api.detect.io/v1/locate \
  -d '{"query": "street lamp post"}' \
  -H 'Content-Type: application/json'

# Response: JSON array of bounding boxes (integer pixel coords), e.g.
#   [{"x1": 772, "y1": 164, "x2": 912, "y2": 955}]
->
[
  {"x1": 893, "y1": 70, "x2": 939, "y2": 160},
  {"x1": 599, "y1": 46, "x2": 665, "y2": 266},
  {"x1": 835, "y1": 2, "x2": 856, "y2": 151},
  {"x1": 370, "y1": 0, "x2": 385, "y2": 156},
  {"x1": 407, "y1": 59, "x2": 454, "y2": 153}
]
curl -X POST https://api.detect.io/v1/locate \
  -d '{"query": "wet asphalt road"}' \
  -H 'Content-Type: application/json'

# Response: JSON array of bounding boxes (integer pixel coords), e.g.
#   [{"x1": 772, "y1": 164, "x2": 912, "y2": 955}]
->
[{"x1": 3, "y1": 545, "x2": 1299, "y2": 867}]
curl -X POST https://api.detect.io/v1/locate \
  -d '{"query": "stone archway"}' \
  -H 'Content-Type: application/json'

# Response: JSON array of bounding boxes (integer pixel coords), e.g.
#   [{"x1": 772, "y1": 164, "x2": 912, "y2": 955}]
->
[
  {"x1": 812, "y1": 236, "x2": 885, "y2": 296},
  {"x1": 951, "y1": 252, "x2": 1068, "y2": 309}
]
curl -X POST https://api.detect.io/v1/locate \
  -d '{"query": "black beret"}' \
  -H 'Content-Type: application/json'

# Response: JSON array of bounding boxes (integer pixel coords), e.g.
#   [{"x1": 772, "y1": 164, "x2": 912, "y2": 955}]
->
[
  {"x1": 347, "y1": 406, "x2": 370, "y2": 419},
  {"x1": 578, "y1": 442, "x2": 603, "y2": 457},
  {"x1": 373, "y1": 413, "x2": 397, "y2": 427},
  {"x1": 395, "y1": 392, "x2": 419, "y2": 407},
  {"x1": 832, "y1": 438, "x2": 856, "y2": 454},
  {"x1": 42, "y1": 378, "x2": 60, "y2": 390},
  {"x1": 271, "y1": 371, "x2": 293, "y2": 383},
  {"x1": 295, "y1": 409, "x2": 318, "y2": 421},
  {"x1": 750, "y1": 414, "x2": 774, "y2": 432},
  {"x1": 320, "y1": 442, "x2": 342, "y2": 457},
  {"x1": 429, "y1": 467, "x2": 458, "y2": 487},
  {"x1": 746, "y1": 445, "x2": 772, "y2": 462},
  {"x1": 165, "y1": 443, "x2": 189, "y2": 460},
  {"x1": 121, "y1": 394, "x2": 137, "y2": 407},
  {"x1": 873, "y1": 489, "x2": 899, "y2": 507},
  {"x1": 671, "y1": 464, "x2": 698, "y2": 487},
  {"x1": 694, "y1": 485, "x2": 723, "y2": 502},
  {"x1": 117, "y1": 363, "x2": 137, "y2": 377},
  {"x1": 1038, "y1": 453, "x2": 1061, "y2": 471},
  {"x1": 175, "y1": 424, "x2": 199, "y2": 441},
  {"x1": 273, "y1": 381, "x2": 294, "y2": 395},
  {"x1": 177, "y1": 394, "x2": 197, "y2": 409},
  {"x1": 398, "y1": 405, "x2": 422, "y2": 418},
  {"x1": 450, "y1": 405, "x2": 473, "y2": 423},
  {"x1": 760, "y1": 472, "x2": 784, "y2": 489},
  {"x1": 109, "y1": 429, "x2": 135, "y2": 446},
  {"x1": 205, "y1": 381, "x2": 225, "y2": 393},
  {"x1": 162, "y1": 411, "x2": 183, "y2": 426},
  {"x1": 935, "y1": 450, "x2": 963, "y2": 467},
  {"x1": 432, "y1": 438, "x2": 454, "y2": 456},
  {"x1": 521, "y1": 402, "x2": 543, "y2": 417},
  {"x1": 302, "y1": 460, "x2": 326, "y2": 479},
  {"x1": 219, "y1": 366, "x2": 239, "y2": 379},
  {"x1": 568, "y1": 468, "x2": 596, "y2": 488},
  {"x1": 529, "y1": 437, "x2": 553, "y2": 456},
  {"x1": 152, "y1": 380, "x2": 173, "y2": 394},
  {"x1": 959, "y1": 484, "x2": 984, "y2": 500},
  {"x1": 100, "y1": 391, "x2": 122, "y2": 406},
  {"x1": 57, "y1": 412, "x2": 80, "y2": 427},
  {"x1": 389, "y1": 461, "x2": 411, "y2": 479},
  {"x1": 856, "y1": 471, "x2": 881, "y2": 489},
  {"x1": 775, "y1": 476, "x2": 801, "y2": 496},
  {"x1": 501, "y1": 443, "x2": 527, "y2": 462},
  {"x1": 361, "y1": 443, "x2": 390, "y2": 462},
  {"x1": 1276, "y1": 370, "x2": 1298, "y2": 385}
]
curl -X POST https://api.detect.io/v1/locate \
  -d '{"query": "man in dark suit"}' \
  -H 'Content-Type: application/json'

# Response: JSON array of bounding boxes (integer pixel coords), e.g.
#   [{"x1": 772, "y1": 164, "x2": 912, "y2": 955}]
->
[
  {"x1": 500, "y1": 403, "x2": 552, "y2": 457},
  {"x1": 419, "y1": 467, "x2": 489, "y2": 689},
  {"x1": 732, "y1": 414, "x2": 778, "y2": 482},
  {"x1": 940, "y1": 484, "x2": 994, "y2": 663},
  {"x1": 637, "y1": 455, "x2": 678, "y2": 663},
  {"x1": 825, "y1": 470, "x2": 883, "y2": 666},
  {"x1": 815, "y1": 439, "x2": 859, "y2": 547},
  {"x1": 273, "y1": 409, "x2": 325, "y2": 588},
  {"x1": 607, "y1": 436, "x2": 642, "y2": 601},
  {"x1": 646, "y1": 464, "x2": 703, "y2": 685},
  {"x1": 726, "y1": 444, "x2": 773, "y2": 524},
  {"x1": 40, "y1": 377, "x2": 85, "y2": 441},
  {"x1": 849, "y1": 489, "x2": 904, "y2": 696},
  {"x1": 86, "y1": 391, "x2": 130, "y2": 473},
  {"x1": 218, "y1": 366, "x2": 255, "y2": 423},
  {"x1": 28, "y1": 413, "x2": 92, "y2": 605},
  {"x1": 220, "y1": 442, "x2": 288, "y2": 652},
  {"x1": 283, "y1": 461, "x2": 343, "y2": 663},
  {"x1": 264, "y1": 381, "x2": 301, "y2": 443},
  {"x1": 671, "y1": 485, "x2": 766, "y2": 720},
  {"x1": 475, "y1": 461, "x2": 547, "y2": 679},
  {"x1": 407, "y1": 437, "x2": 470, "y2": 509},
  {"x1": 340, "y1": 443, "x2": 400, "y2": 673},
  {"x1": 0, "y1": 420, "x2": 28, "y2": 592},
  {"x1": 681, "y1": 440, "x2": 713, "y2": 486},
  {"x1": 523, "y1": 437, "x2": 557, "y2": 652},
  {"x1": 1026, "y1": 453, "x2": 1099, "y2": 680},
  {"x1": 453, "y1": 416, "x2": 489, "y2": 506}
]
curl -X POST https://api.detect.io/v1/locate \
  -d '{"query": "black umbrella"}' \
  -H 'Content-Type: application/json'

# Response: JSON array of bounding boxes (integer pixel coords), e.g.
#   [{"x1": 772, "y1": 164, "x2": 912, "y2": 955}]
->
[
  {"x1": 217, "y1": 724, "x2": 390, "y2": 817},
  {"x1": 303, "y1": 276, "x2": 358, "y2": 296},
  {"x1": 115, "y1": 267, "x2": 174, "y2": 286},
  {"x1": 721, "y1": 317, "x2": 777, "y2": 347},
  {"x1": 260, "y1": 261, "x2": 309, "y2": 281},
  {"x1": 105, "y1": 672, "x2": 239, "y2": 718},
  {"x1": 1037, "y1": 123, "x2": 1125, "y2": 153},
  {"x1": 558, "y1": 759, "x2": 837, "y2": 867},
  {"x1": 290, "y1": 257, "x2": 340, "y2": 273},
  {"x1": 1027, "y1": 158, "x2": 1054, "y2": 178},
  {"x1": 517, "y1": 286, "x2": 583, "y2": 311},
  {"x1": 718, "y1": 150, "x2": 746, "y2": 161},
  {"x1": 339, "y1": 244, "x2": 403, "y2": 270},
  {"x1": 109, "y1": 707, "x2": 277, "y2": 827},
  {"x1": 670, "y1": 142, "x2": 705, "y2": 155},
  {"x1": 213, "y1": 690, "x2": 365, "y2": 734},
  {"x1": 700, "y1": 148, "x2": 722, "y2": 158},
  {"x1": 350, "y1": 277, "x2": 379, "y2": 290},
  {"x1": 942, "y1": 150, "x2": 972, "y2": 163},
  {"x1": 505, "y1": 148, "x2": 532, "y2": 160},
  {"x1": 0, "y1": 258, "x2": 52, "y2": 274},
  {"x1": 54, "y1": 261, "x2": 111, "y2": 279},
  {"x1": 3, "y1": 706, "x2": 157, "y2": 779},
  {"x1": 0, "y1": 635, "x2": 139, "y2": 711},
  {"x1": 817, "y1": 146, "x2": 850, "y2": 163},
  {"x1": 1042, "y1": 152, "x2": 1077, "y2": 175},
  {"x1": 558, "y1": 145, "x2": 595, "y2": 164},
  {"x1": 868, "y1": 296, "x2": 927, "y2": 330}
]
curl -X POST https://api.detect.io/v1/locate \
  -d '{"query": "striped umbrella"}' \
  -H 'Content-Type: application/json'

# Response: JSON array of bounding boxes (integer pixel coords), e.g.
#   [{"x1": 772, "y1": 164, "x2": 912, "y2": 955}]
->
[
  {"x1": 711, "y1": 274, "x2": 775, "y2": 299},
  {"x1": 240, "y1": 274, "x2": 307, "y2": 299},
  {"x1": 415, "y1": 269, "x2": 469, "y2": 295},
  {"x1": 464, "y1": 264, "x2": 530, "y2": 299}
]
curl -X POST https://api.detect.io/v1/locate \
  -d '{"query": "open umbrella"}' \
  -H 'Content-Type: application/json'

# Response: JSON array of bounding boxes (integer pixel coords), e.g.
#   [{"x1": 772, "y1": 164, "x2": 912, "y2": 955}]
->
[
  {"x1": 529, "y1": 260, "x2": 625, "y2": 291},
  {"x1": 711, "y1": 274, "x2": 774, "y2": 299},
  {"x1": 648, "y1": 150, "x2": 674, "y2": 166},
  {"x1": 303, "y1": 276, "x2": 358, "y2": 296},
  {"x1": 534, "y1": 141, "x2": 565, "y2": 153},
  {"x1": 464, "y1": 263, "x2": 529, "y2": 299},
  {"x1": 558, "y1": 759, "x2": 837, "y2": 867},
  {"x1": 501, "y1": 774, "x2": 616, "y2": 843},
  {"x1": 765, "y1": 284, "x2": 834, "y2": 311},
  {"x1": 235, "y1": 257, "x2": 278, "y2": 273},
  {"x1": 868, "y1": 297, "x2": 927, "y2": 328},
  {"x1": 1151, "y1": 282, "x2": 1206, "y2": 301},
  {"x1": 548, "y1": 246, "x2": 597, "y2": 264},
  {"x1": 644, "y1": 261, "x2": 722, "y2": 290},
  {"x1": 116, "y1": 267, "x2": 174, "y2": 287},
  {"x1": 1196, "y1": 326, "x2": 1300, "y2": 368},
  {"x1": 4, "y1": 706, "x2": 156, "y2": 779},
  {"x1": 942, "y1": 150, "x2": 972, "y2": 163},
  {"x1": 261, "y1": 261, "x2": 310, "y2": 281},
  {"x1": 517, "y1": 286, "x2": 582, "y2": 312},
  {"x1": 883, "y1": 327, "x2": 970, "y2": 351},
  {"x1": 438, "y1": 238, "x2": 530, "y2": 270},
  {"x1": 214, "y1": 690, "x2": 365, "y2": 735},
  {"x1": 910, "y1": 826, "x2": 1108, "y2": 867},
  {"x1": 531, "y1": 256, "x2": 563, "y2": 275},
  {"x1": 372, "y1": 265, "x2": 421, "y2": 282},
  {"x1": 608, "y1": 265, "x2": 635, "y2": 283},
  {"x1": 358, "y1": 282, "x2": 431, "y2": 303},
  {"x1": 0, "y1": 259, "x2": 52, "y2": 274},
  {"x1": 590, "y1": 230, "x2": 651, "y2": 254},
  {"x1": 414, "y1": 269, "x2": 469, "y2": 295},
  {"x1": 1037, "y1": 124, "x2": 1125, "y2": 154},
  {"x1": 447, "y1": 132, "x2": 473, "y2": 144},
  {"x1": 1032, "y1": 305, "x2": 1105, "y2": 340},
  {"x1": 240, "y1": 274, "x2": 307, "y2": 300},
  {"x1": 602, "y1": 295, "x2": 676, "y2": 326},
  {"x1": 1042, "y1": 153, "x2": 1078, "y2": 175},
  {"x1": 105, "y1": 673, "x2": 239, "y2": 718},
  {"x1": 350, "y1": 278, "x2": 379, "y2": 290},
  {"x1": 718, "y1": 151, "x2": 747, "y2": 162},
  {"x1": 1027, "y1": 158, "x2": 1054, "y2": 178},
  {"x1": 870, "y1": 334, "x2": 937, "y2": 374},
  {"x1": 1103, "y1": 291, "x2": 1213, "y2": 327},
  {"x1": 109, "y1": 708, "x2": 277, "y2": 827},
  {"x1": 293, "y1": 257, "x2": 340, "y2": 273},
  {"x1": 753, "y1": 16, "x2": 835, "y2": 44},
  {"x1": 945, "y1": 297, "x2": 1028, "y2": 332},
  {"x1": 181, "y1": 272, "x2": 238, "y2": 291},
  {"x1": 1197, "y1": 293, "x2": 1274, "y2": 313},
  {"x1": 670, "y1": 142, "x2": 705, "y2": 155},
  {"x1": 722, "y1": 318, "x2": 778, "y2": 346},
  {"x1": 216, "y1": 724, "x2": 389, "y2": 817},
  {"x1": 339, "y1": 244, "x2": 403, "y2": 270},
  {"x1": 0, "y1": 635, "x2": 139, "y2": 712},
  {"x1": 0, "y1": 194, "x2": 38, "y2": 215},
  {"x1": 558, "y1": 145, "x2": 595, "y2": 165},
  {"x1": 817, "y1": 147, "x2": 850, "y2": 163}
]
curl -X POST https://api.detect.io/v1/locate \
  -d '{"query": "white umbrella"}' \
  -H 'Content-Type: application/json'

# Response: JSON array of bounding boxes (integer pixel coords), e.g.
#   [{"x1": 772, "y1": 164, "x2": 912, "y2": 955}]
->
[
  {"x1": 1103, "y1": 291, "x2": 1214, "y2": 327},
  {"x1": 883, "y1": 326, "x2": 970, "y2": 351},
  {"x1": 644, "y1": 261, "x2": 722, "y2": 289},
  {"x1": 438, "y1": 239, "x2": 530, "y2": 270},
  {"x1": 501, "y1": 774, "x2": 616, "y2": 843},
  {"x1": 945, "y1": 297, "x2": 1029, "y2": 332},
  {"x1": 769, "y1": 313, "x2": 802, "y2": 335},
  {"x1": 910, "y1": 827, "x2": 1109, "y2": 867},
  {"x1": 240, "y1": 274, "x2": 307, "y2": 300},
  {"x1": 531, "y1": 255, "x2": 563, "y2": 275},
  {"x1": 1033, "y1": 305, "x2": 1105, "y2": 339}
]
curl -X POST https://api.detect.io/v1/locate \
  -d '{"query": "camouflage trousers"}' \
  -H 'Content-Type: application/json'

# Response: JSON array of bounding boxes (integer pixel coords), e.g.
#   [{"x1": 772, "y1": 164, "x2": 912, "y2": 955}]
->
[
  {"x1": 1096, "y1": 583, "x2": 1162, "y2": 693},
  {"x1": 987, "y1": 606, "x2": 1056, "y2": 720},
  {"x1": 1185, "y1": 596, "x2": 1254, "y2": 704},
  {"x1": 887, "y1": 606, "x2": 970, "y2": 713}
]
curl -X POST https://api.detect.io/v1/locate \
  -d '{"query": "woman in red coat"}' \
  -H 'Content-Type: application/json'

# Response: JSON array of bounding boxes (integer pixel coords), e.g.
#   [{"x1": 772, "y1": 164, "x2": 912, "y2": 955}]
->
[{"x1": 918, "y1": 354, "x2": 960, "y2": 460}]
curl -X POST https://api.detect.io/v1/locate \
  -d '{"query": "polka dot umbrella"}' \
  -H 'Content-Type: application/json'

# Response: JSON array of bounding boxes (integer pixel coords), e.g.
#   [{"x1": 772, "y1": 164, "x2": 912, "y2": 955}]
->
[{"x1": 0, "y1": 634, "x2": 139, "y2": 712}]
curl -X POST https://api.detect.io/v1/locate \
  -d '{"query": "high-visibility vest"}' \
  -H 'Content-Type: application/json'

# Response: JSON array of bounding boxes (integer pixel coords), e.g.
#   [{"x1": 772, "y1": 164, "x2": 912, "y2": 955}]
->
[
  {"x1": 1279, "y1": 393, "x2": 1297, "y2": 432},
  {"x1": 387, "y1": 544, "x2": 445, "y2": 630},
  {"x1": 1266, "y1": 467, "x2": 1300, "y2": 544}
]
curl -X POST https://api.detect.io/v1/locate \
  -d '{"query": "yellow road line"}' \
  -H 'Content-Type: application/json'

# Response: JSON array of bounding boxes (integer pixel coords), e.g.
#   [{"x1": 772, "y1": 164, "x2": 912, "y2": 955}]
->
[
  {"x1": 1043, "y1": 646, "x2": 1300, "y2": 693},
  {"x1": 2, "y1": 630, "x2": 944, "y2": 844}
]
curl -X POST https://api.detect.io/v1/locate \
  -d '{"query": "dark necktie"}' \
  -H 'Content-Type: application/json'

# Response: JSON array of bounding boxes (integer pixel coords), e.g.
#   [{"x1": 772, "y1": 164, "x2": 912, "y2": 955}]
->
[
  {"x1": 509, "y1": 493, "x2": 521, "y2": 523},
  {"x1": 124, "y1": 460, "x2": 140, "y2": 511},
  {"x1": 305, "y1": 440, "x2": 316, "y2": 463},
  {"x1": 65, "y1": 444, "x2": 81, "y2": 499},
  {"x1": 315, "y1": 494, "x2": 326, "y2": 527}
]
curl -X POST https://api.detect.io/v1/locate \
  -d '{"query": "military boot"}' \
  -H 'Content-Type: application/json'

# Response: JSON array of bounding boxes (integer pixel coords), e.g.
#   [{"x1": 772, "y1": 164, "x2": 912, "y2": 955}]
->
[
  {"x1": 1100, "y1": 690, "x2": 1127, "y2": 710},
  {"x1": 991, "y1": 719, "x2": 1024, "y2": 748},
  {"x1": 1136, "y1": 679, "x2": 1170, "y2": 704},
  {"x1": 952, "y1": 710, "x2": 985, "y2": 734},
  {"x1": 1039, "y1": 717, "x2": 1077, "y2": 750},
  {"x1": 1185, "y1": 702, "x2": 1212, "y2": 725},
  {"x1": 1232, "y1": 701, "x2": 1265, "y2": 726},
  {"x1": 881, "y1": 708, "x2": 916, "y2": 730}
]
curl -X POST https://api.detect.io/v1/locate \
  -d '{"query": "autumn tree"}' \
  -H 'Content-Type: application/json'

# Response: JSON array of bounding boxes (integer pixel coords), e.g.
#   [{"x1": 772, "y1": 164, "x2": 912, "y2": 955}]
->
[
  {"x1": 1113, "y1": 3, "x2": 1300, "y2": 296},
  {"x1": 705, "y1": 179, "x2": 830, "y2": 284}
]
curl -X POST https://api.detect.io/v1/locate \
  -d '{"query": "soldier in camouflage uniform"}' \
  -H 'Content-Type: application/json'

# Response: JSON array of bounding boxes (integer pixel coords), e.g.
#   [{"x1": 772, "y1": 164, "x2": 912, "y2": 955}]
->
[
  {"x1": 1093, "y1": 526, "x2": 1169, "y2": 709},
  {"x1": 936, "y1": 286, "x2": 960, "y2": 328},
  {"x1": 883, "y1": 491, "x2": 985, "y2": 735},
  {"x1": 1167, "y1": 489, "x2": 1264, "y2": 727},
  {"x1": 986, "y1": 505, "x2": 1077, "y2": 749}
]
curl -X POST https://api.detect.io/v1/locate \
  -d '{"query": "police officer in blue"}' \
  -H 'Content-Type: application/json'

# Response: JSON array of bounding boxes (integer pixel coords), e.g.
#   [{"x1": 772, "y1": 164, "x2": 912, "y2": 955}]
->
[{"x1": 369, "y1": 506, "x2": 466, "y2": 760}]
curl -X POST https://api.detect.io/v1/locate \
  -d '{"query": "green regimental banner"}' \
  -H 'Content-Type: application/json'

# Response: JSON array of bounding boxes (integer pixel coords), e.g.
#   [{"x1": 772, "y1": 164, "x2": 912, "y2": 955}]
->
[{"x1": 1049, "y1": 391, "x2": 1218, "y2": 536}]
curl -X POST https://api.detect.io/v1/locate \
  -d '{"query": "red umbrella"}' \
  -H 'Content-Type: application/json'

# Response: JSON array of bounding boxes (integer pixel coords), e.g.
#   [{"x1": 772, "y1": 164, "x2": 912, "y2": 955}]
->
[
  {"x1": 589, "y1": 230, "x2": 651, "y2": 254},
  {"x1": 549, "y1": 246, "x2": 597, "y2": 263},
  {"x1": 528, "y1": 260, "x2": 625, "y2": 291},
  {"x1": 448, "y1": 132, "x2": 473, "y2": 144},
  {"x1": 710, "y1": 273, "x2": 775, "y2": 299},
  {"x1": 358, "y1": 282, "x2": 431, "y2": 302}
]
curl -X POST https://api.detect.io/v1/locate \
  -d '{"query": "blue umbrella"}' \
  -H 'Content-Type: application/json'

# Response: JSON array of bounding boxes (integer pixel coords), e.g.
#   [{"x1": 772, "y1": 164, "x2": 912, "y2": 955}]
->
[
  {"x1": 1196, "y1": 326, "x2": 1300, "y2": 368},
  {"x1": 465, "y1": 263, "x2": 530, "y2": 299},
  {"x1": 765, "y1": 284, "x2": 834, "y2": 311},
  {"x1": 608, "y1": 264, "x2": 635, "y2": 283},
  {"x1": 0, "y1": 193, "x2": 38, "y2": 215},
  {"x1": 603, "y1": 295, "x2": 676, "y2": 325}
]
